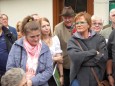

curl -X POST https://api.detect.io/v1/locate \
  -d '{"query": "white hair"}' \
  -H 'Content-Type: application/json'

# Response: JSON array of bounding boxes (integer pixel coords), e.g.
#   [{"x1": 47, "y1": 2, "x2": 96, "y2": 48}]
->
[
  {"x1": 91, "y1": 15, "x2": 104, "y2": 23},
  {"x1": 110, "y1": 8, "x2": 115, "y2": 16}
]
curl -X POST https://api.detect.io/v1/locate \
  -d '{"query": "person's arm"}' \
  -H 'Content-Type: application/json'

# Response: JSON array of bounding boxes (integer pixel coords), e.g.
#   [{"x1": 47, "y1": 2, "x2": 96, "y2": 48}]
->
[
  {"x1": 53, "y1": 55, "x2": 63, "y2": 63},
  {"x1": 55, "y1": 53, "x2": 64, "y2": 86},
  {"x1": 94, "y1": 36, "x2": 108, "y2": 62},
  {"x1": 67, "y1": 38, "x2": 97, "y2": 63},
  {"x1": 27, "y1": 80, "x2": 32, "y2": 86},
  {"x1": 58, "y1": 62, "x2": 64, "y2": 86},
  {"x1": 107, "y1": 59, "x2": 114, "y2": 86},
  {"x1": 52, "y1": 35, "x2": 63, "y2": 63},
  {"x1": 53, "y1": 35, "x2": 64, "y2": 85},
  {"x1": 107, "y1": 59, "x2": 112, "y2": 76},
  {"x1": 6, "y1": 44, "x2": 18, "y2": 70}
]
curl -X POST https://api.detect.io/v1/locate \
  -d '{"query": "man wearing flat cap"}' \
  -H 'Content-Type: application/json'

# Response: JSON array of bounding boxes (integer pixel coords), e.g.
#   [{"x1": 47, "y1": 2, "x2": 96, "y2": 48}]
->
[{"x1": 54, "y1": 6, "x2": 75, "y2": 86}]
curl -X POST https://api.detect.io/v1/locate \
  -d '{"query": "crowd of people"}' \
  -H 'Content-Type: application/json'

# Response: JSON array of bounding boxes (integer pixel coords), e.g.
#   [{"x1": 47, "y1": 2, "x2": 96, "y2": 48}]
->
[{"x1": 0, "y1": 6, "x2": 115, "y2": 86}]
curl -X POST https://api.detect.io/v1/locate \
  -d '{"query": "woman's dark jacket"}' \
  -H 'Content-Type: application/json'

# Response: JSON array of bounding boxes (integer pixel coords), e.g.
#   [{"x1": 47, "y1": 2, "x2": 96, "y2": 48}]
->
[{"x1": 67, "y1": 30, "x2": 108, "y2": 86}]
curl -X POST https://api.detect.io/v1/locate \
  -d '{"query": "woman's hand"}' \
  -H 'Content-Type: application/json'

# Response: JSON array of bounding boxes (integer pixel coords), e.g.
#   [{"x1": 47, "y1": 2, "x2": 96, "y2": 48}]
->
[
  {"x1": 53, "y1": 55, "x2": 63, "y2": 63},
  {"x1": 27, "y1": 79, "x2": 32, "y2": 86},
  {"x1": 60, "y1": 76, "x2": 64, "y2": 86},
  {"x1": 97, "y1": 51, "x2": 99, "y2": 55},
  {"x1": 108, "y1": 76, "x2": 114, "y2": 86}
]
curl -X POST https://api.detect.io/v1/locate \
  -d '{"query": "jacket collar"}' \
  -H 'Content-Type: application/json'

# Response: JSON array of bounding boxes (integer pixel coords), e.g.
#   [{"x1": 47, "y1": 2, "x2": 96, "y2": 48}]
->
[
  {"x1": 73, "y1": 30, "x2": 96, "y2": 39},
  {"x1": 15, "y1": 37, "x2": 49, "y2": 55}
]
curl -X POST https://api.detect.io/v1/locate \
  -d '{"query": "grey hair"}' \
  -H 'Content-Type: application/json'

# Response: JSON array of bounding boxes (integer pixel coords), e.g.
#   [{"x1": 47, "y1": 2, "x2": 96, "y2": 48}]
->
[
  {"x1": 1, "y1": 68, "x2": 25, "y2": 86},
  {"x1": 110, "y1": 8, "x2": 115, "y2": 16},
  {"x1": 91, "y1": 15, "x2": 104, "y2": 23}
]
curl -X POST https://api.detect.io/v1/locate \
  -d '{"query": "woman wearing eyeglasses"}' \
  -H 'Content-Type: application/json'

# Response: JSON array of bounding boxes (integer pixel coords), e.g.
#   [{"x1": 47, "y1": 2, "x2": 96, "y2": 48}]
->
[
  {"x1": 67, "y1": 12, "x2": 108, "y2": 86},
  {"x1": 39, "y1": 17, "x2": 64, "y2": 86}
]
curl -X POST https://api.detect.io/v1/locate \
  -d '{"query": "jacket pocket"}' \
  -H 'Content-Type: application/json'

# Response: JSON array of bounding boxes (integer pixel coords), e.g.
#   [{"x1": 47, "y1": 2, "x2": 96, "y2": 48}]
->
[
  {"x1": 14, "y1": 54, "x2": 21, "y2": 67},
  {"x1": 38, "y1": 58, "x2": 46, "y2": 73}
]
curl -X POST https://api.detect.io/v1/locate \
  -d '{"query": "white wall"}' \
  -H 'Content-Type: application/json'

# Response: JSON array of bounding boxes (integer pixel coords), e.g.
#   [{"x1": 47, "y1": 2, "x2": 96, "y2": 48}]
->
[
  {"x1": 94, "y1": 0, "x2": 109, "y2": 25},
  {"x1": 0, "y1": 0, "x2": 112, "y2": 28},
  {"x1": 0, "y1": 0, "x2": 53, "y2": 29}
]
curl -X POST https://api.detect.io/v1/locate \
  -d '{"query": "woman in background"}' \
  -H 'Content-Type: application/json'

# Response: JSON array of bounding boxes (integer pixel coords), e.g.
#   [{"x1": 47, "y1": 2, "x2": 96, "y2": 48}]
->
[
  {"x1": 16, "y1": 21, "x2": 23, "y2": 39},
  {"x1": 6, "y1": 16, "x2": 53, "y2": 86},
  {"x1": 39, "y1": 17, "x2": 64, "y2": 86}
]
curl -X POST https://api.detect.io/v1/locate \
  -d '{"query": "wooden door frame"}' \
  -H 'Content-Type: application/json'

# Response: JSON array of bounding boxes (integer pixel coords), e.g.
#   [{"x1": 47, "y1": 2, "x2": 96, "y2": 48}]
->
[
  {"x1": 87, "y1": 0, "x2": 94, "y2": 15},
  {"x1": 53, "y1": 0, "x2": 64, "y2": 30}
]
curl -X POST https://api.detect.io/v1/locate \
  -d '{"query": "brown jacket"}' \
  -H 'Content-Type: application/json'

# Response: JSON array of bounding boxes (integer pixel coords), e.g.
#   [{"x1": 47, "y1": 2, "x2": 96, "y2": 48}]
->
[{"x1": 54, "y1": 22, "x2": 72, "y2": 69}]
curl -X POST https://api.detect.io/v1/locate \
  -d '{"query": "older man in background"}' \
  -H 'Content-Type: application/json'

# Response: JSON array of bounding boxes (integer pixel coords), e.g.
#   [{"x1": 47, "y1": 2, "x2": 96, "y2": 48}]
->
[
  {"x1": 54, "y1": 6, "x2": 75, "y2": 86},
  {"x1": 1, "y1": 14, "x2": 17, "y2": 39},
  {"x1": 100, "y1": 8, "x2": 115, "y2": 41},
  {"x1": 0, "y1": 14, "x2": 16, "y2": 86},
  {"x1": 91, "y1": 15, "x2": 104, "y2": 33}
]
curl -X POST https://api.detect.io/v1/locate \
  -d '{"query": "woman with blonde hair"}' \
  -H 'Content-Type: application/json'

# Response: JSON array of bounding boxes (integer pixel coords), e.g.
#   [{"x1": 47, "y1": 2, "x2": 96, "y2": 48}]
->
[
  {"x1": 39, "y1": 17, "x2": 64, "y2": 86},
  {"x1": 16, "y1": 21, "x2": 23, "y2": 39}
]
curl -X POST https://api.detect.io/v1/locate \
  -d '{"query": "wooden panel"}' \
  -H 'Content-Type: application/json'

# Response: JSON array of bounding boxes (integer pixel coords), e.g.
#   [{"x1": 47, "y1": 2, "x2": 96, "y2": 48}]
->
[
  {"x1": 87, "y1": 0, "x2": 94, "y2": 15},
  {"x1": 53, "y1": 0, "x2": 59, "y2": 30},
  {"x1": 53, "y1": 0, "x2": 64, "y2": 30},
  {"x1": 65, "y1": 0, "x2": 87, "y2": 13}
]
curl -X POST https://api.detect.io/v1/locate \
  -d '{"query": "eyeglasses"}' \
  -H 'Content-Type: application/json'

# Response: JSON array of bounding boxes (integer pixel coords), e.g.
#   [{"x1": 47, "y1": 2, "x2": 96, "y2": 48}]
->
[
  {"x1": 111, "y1": 14, "x2": 115, "y2": 17},
  {"x1": 75, "y1": 21, "x2": 87, "y2": 25},
  {"x1": 92, "y1": 23, "x2": 103, "y2": 26}
]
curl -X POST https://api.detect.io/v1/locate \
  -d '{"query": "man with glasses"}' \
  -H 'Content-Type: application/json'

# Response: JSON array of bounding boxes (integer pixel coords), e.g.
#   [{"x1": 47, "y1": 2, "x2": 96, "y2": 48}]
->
[
  {"x1": 1, "y1": 14, "x2": 17, "y2": 39},
  {"x1": 54, "y1": 6, "x2": 75, "y2": 86},
  {"x1": 100, "y1": 8, "x2": 115, "y2": 41},
  {"x1": 91, "y1": 15, "x2": 104, "y2": 33},
  {"x1": 0, "y1": 14, "x2": 16, "y2": 86}
]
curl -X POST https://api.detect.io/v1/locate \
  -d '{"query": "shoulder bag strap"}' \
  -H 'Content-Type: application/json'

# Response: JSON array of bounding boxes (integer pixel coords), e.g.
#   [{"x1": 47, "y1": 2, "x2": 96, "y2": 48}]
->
[
  {"x1": 20, "y1": 47, "x2": 22, "y2": 68},
  {"x1": 91, "y1": 67, "x2": 101, "y2": 85},
  {"x1": 76, "y1": 40, "x2": 83, "y2": 51}
]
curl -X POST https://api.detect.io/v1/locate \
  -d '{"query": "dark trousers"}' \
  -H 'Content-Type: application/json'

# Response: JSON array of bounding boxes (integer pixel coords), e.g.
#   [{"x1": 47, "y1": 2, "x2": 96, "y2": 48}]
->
[
  {"x1": 63, "y1": 68, "x2": 70, "y2": 86},
  {"x1": 48, "y1": 76, "x2": 57, "y2": 86}
]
